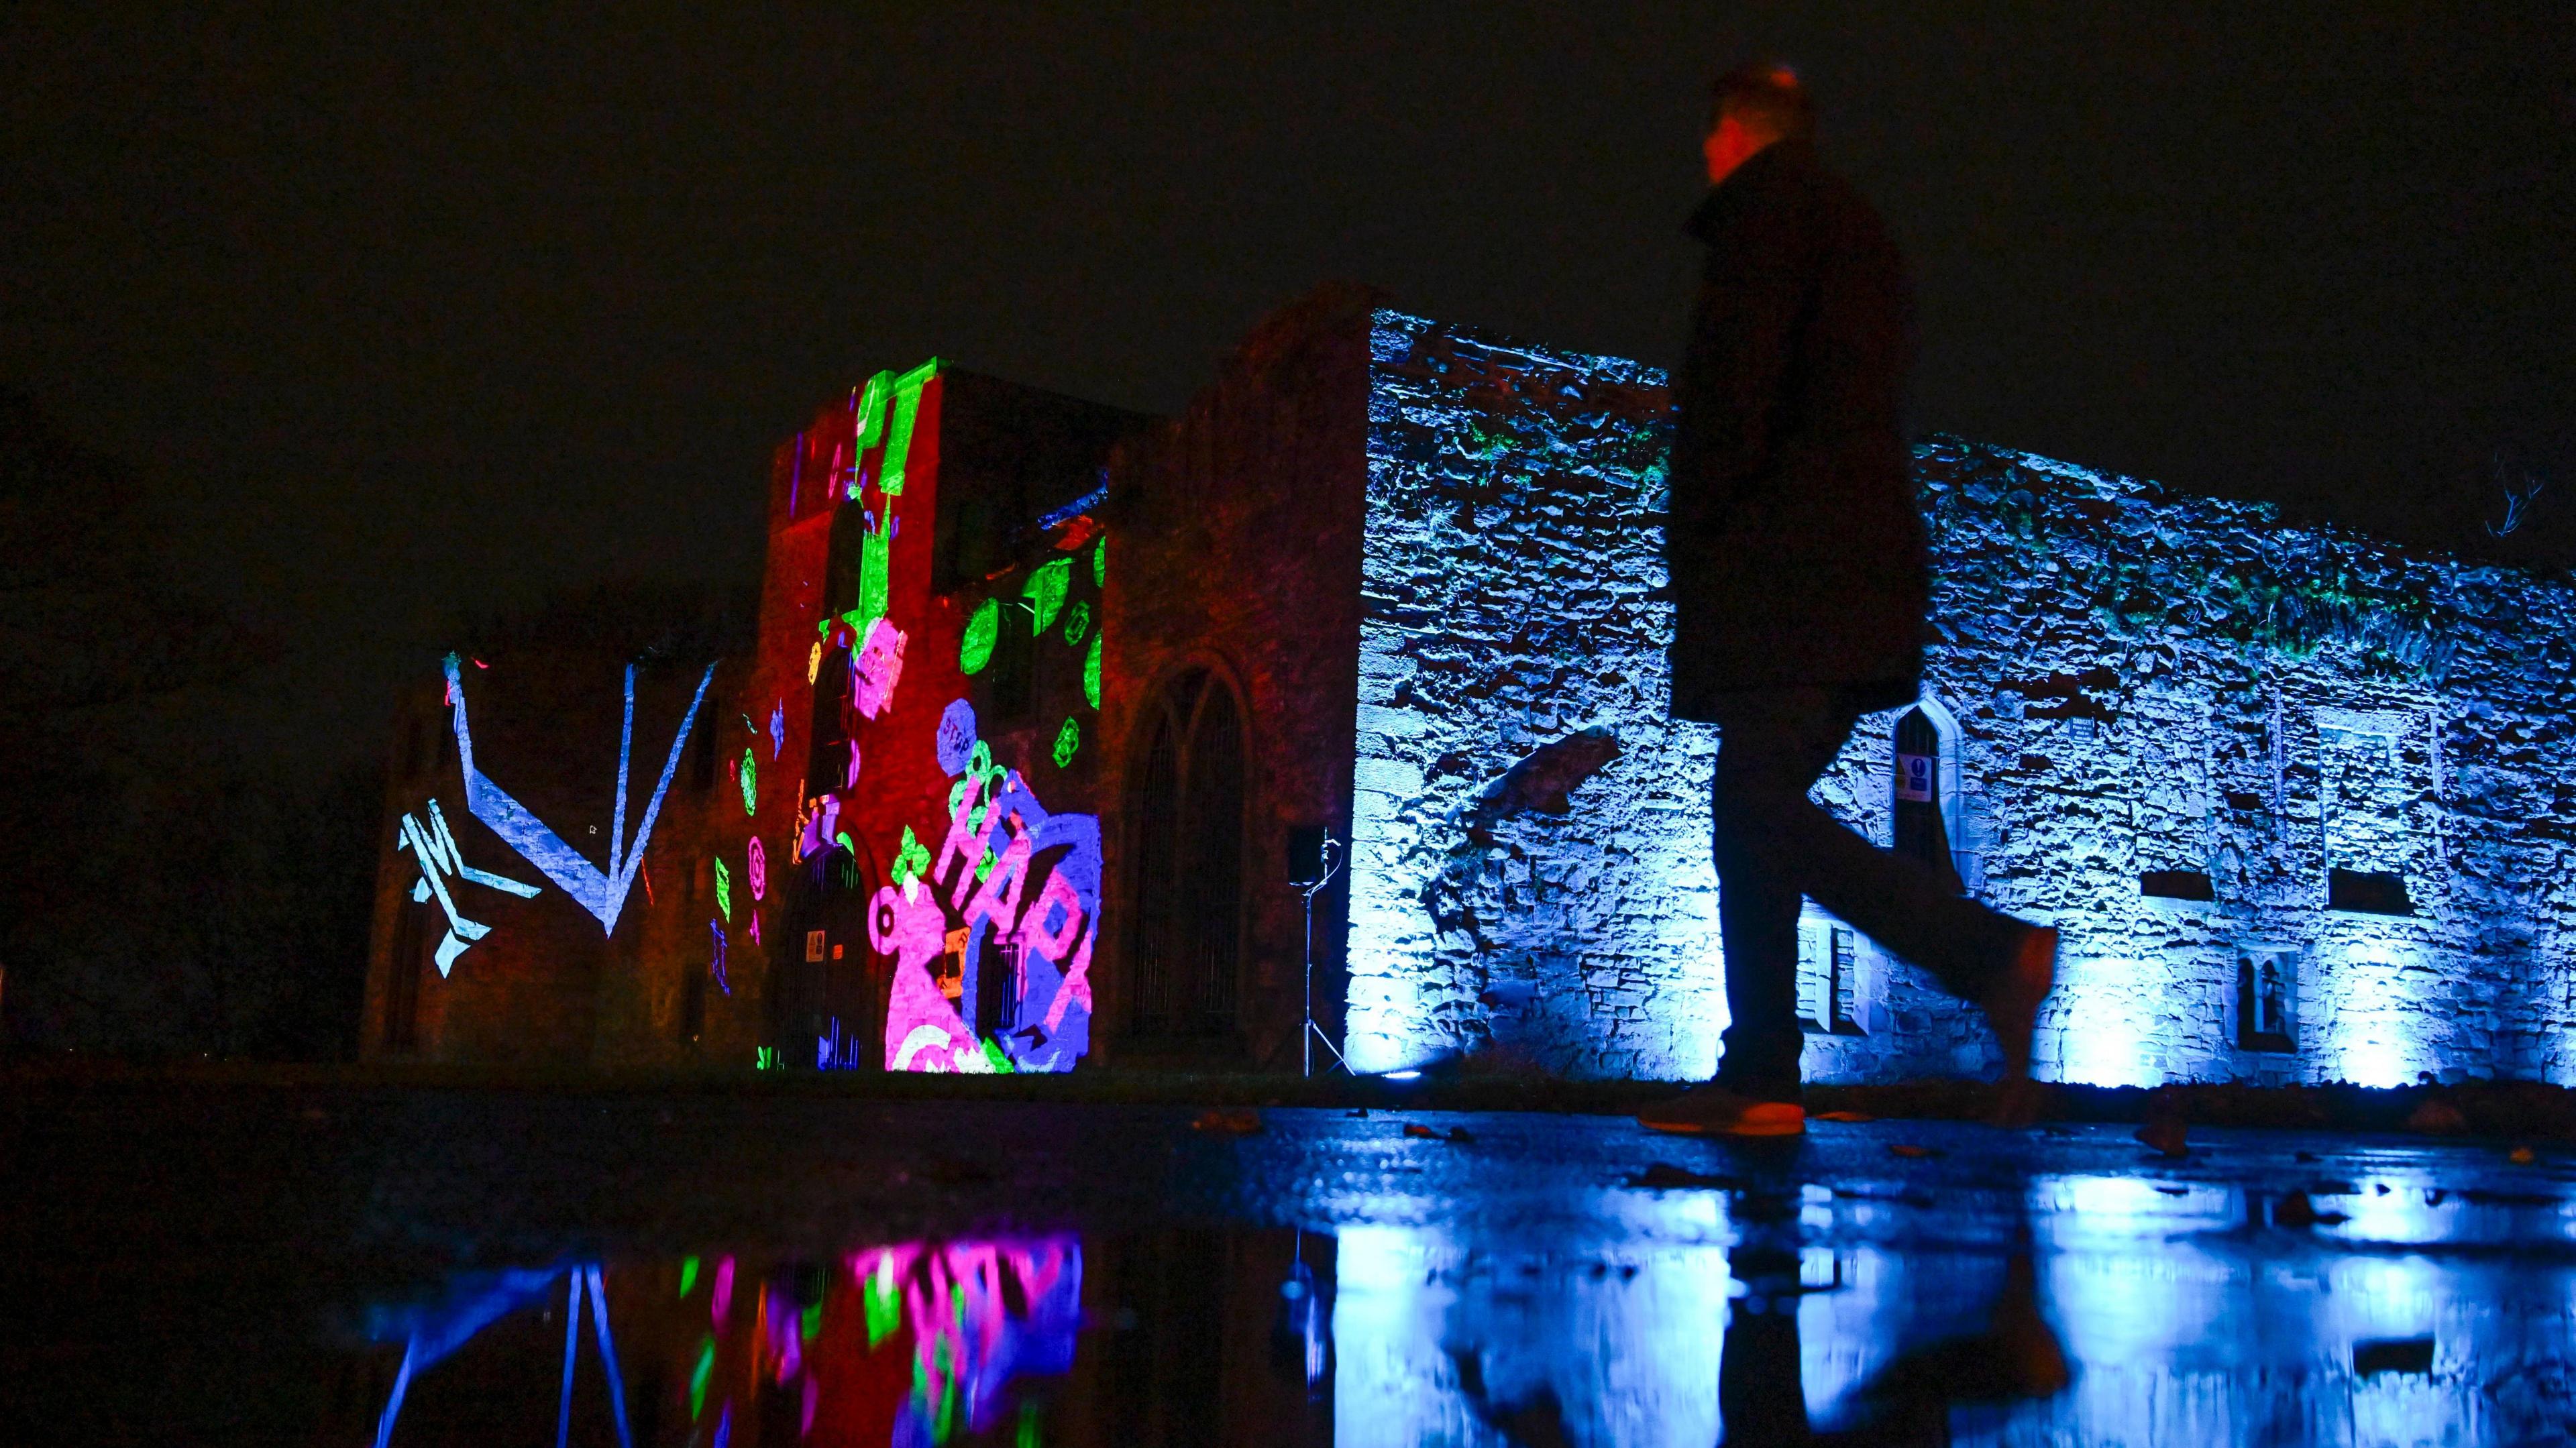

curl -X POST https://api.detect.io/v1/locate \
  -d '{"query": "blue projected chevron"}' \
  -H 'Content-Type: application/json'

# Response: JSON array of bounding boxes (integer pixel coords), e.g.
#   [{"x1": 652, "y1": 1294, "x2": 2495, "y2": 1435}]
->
[{"x1": 444, "y1": 653, "x2": 714, "y2": 936}]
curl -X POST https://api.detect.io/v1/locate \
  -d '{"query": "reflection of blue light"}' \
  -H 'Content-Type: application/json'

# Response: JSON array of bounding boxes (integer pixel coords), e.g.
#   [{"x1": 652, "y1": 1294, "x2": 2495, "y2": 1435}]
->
[{"x1": 1383, "y1": 1070, "x2": 1421, "y2": 1081}]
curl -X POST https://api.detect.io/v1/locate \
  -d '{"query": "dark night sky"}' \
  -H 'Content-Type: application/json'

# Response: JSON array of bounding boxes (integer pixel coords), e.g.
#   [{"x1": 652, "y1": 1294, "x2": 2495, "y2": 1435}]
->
[{"x1": 7, "y1": 4, "x2": 2573, "y2": 765}]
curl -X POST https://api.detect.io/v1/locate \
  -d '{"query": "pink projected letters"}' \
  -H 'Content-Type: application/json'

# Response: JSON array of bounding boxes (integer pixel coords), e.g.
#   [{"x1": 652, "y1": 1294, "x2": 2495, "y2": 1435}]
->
[{"x1": 870, "y1": 712, "x2": 1099, "y2": 1074}]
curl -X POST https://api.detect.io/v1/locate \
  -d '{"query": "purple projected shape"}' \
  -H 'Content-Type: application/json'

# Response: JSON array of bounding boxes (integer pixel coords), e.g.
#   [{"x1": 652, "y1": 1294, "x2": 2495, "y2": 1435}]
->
[
  {"x1": 444, "y1": 652, "x2": 712, "y2": 936},
  {"x1": 768, "y1": 701, "x2": 785, "y2": 760},
  {"x1": 935, "y1": 698, "x2": 977, "y2": 776},
  {"x1": 398, "y1": 798, "x2": 541, "y2": 977}
]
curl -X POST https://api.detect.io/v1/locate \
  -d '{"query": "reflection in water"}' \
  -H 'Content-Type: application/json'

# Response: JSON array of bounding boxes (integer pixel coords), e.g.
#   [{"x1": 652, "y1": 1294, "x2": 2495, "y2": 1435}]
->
[{"x1": 343, "y1": 1146, "x2": 2576, "y2": 1445}]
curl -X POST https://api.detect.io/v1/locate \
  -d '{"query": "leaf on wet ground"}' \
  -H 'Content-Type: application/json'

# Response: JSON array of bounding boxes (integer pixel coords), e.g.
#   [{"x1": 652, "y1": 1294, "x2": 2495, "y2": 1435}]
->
[
  {"x1": 1190, "y1": 1108, "x2": 1263, "y2": 1136},
  {"x1": 2135, "y1": 1121, "x2": 2189, "y2": 1158},
  {"x1": 1404, "y1": 1123, "x2": 1474, "y2": 1143},
  {"x1": 1886, "y1": 1144, "x2": 1941, "y2": 1159},
  {"x1": 2405, "y1": 1099, "x2": 2469, "y2": 1135},
  {"x1": 1813, "y1": 1110, "x2": 1874, "y2": 1123}
]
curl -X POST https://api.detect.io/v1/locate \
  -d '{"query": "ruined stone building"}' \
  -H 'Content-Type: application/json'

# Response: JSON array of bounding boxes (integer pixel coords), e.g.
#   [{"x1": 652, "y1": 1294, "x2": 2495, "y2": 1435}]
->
[{"x1": 365, "y1": 285, "x2": 2576, "y2": 1087}]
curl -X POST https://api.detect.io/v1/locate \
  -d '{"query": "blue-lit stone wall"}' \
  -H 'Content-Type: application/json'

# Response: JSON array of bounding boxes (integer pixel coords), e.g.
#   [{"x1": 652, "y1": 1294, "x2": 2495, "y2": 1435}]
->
[{"x1": 1348, "y1": 308, "x2": 2576, "y2": 1086}]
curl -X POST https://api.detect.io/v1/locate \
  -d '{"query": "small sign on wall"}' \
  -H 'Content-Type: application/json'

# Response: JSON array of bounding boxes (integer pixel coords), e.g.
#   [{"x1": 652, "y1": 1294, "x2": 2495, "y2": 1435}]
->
[
  {"x1": 806, "y1": 930, "x2": 827, "y2": 963},
  {"x1": 1896, "y1": 753, "x2": 1935, "y2": 803}
]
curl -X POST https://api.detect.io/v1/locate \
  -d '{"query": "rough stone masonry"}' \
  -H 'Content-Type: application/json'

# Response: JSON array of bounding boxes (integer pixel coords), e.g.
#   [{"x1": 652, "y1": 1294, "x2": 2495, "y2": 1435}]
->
[{"x1": 1345, "y1": 309, "x2": 2576, "y2": 1088}]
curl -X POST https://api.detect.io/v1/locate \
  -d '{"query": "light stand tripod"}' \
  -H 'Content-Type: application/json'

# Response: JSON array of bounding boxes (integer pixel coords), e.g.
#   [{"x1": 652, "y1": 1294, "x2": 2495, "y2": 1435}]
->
[{"x1": 1299, "y1": 833, "x2": 1347, "y2": 1078}]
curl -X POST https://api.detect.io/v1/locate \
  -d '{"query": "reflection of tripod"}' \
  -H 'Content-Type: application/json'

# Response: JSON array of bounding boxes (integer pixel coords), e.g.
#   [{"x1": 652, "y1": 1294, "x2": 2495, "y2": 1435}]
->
[{"x1": 1299, "y1": 834, "x2": 1346, "y2": 1078}]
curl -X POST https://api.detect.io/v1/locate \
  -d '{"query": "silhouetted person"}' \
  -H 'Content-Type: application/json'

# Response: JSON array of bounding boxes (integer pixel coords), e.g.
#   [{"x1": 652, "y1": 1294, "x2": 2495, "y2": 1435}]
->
[{"x1": 1642, "y1": 64, "x2": 2057, "y2": 1137}]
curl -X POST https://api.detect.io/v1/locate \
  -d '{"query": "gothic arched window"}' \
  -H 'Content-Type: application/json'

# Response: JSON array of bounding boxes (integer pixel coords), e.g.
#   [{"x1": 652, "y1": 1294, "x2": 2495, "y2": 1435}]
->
[
  {"x1": 1885, "y1": 706, "x2": 1957, "y2": 896},
  {"x1": 1892, "y1": 708, "x2": 1950, "y2": 867},
  {"x1": 1128, "y1": 669, "x2": 1246, "y2": 1038}
]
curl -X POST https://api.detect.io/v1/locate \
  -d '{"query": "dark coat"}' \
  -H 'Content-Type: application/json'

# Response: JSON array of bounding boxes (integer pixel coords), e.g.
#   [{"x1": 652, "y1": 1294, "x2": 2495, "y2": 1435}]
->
[{"x1": 1665, "y1": 139, "x2": 1927, "y2": 721}]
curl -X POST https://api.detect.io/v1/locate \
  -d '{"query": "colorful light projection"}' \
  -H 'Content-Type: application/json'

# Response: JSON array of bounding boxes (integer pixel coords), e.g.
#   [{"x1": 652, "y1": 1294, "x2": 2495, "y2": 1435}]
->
[
  {"x1": 443, "y1": 652, "x2": 714, "y2": 936},
  {"x1": 868, "y1": 701, "x2": 1100, "y2": 1074},
  {"x1": 396, "y1": 798, "x2": 540, "y2": 976}
]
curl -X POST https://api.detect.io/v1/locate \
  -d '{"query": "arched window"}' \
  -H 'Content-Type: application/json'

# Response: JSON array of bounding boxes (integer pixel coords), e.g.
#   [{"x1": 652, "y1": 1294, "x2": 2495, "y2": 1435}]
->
[
  {"x1": 1128, "y1": 669, "x2": 1246, "y2": 1038},
  {"x1": 1891, "y1": 705, "x2": 1970, "y2": 895}
]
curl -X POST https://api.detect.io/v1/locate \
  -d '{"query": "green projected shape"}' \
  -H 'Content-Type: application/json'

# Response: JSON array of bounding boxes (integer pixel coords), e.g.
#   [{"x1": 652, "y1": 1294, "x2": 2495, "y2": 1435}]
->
[
  {"x1": 690, "y1": 1337, "x2": 714, "y2": 1420},
  {"x1": 1062, "y1": 600, "x2": 1090, "y2": 646},
  {"x1": 714, "y1": 858, "x2": 733, "y2": 922},
  {"x1": 1083, "y1": 634, "x2": 1102, "y2": 709},
  {"x1": 892, "y1": 825, "x2": 930, "y2": 891},
  {"x1": 1091, "y1": 538, "x2": 1106, "y2": 587},
  {"x1": 877, "y1": 358, "x2": 940, "y2": 498},
  {"x1": 1024, "y1": 557, "x2": 1071, "y2": 634},
  {"x1": 1053, "y1": 716, "x2": 1080, "y2": 768},
  {"x1": 678, "y1": 1256, "x2": 699, "y2": 1296},
  {"x1": 961, "y1": 597, "x2": 1001, "y2": 674},
  {"x1": 851, "y1": 523, "x2": 892, "y2": 631},
  {"x1": 739, "y1": 749, "x2": 757, "y2": 815},
  {"x1": 855, "y1": 371, "x2": 890, "y2": 451}
]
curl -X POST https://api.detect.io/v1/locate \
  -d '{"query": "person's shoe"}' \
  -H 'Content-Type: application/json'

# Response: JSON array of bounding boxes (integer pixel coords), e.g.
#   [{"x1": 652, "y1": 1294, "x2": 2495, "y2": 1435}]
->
[
  {"x1": 1985, "y1": 925, "x2": 2059, "y2": 1081},
  {"x1": 1636, "y1": 1085, "x2": 1805, "y2": 1137}
]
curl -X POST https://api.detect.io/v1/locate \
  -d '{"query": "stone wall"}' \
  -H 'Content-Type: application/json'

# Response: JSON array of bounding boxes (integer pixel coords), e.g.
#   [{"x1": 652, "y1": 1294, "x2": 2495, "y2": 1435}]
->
[
  {"x1": 1097, "y1": 285, "x2": 1373, "y2": 1067},
  {"x1": 1347, "y1": 307, "x2": 2576, "y2": 1087}
]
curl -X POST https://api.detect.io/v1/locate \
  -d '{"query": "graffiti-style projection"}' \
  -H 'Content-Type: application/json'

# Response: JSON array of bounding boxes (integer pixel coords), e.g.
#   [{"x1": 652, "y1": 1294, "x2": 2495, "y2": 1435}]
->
[
  {"x1": 960, "y1": 599, "x2": 1000, "y2": 675},
  {"x1": 397, "y1": 798, "x2": 541, "y2": 977},
  {"x1": 869, "y1": 715, "x2": 1099, "y2": 1073},
  {"x1": 738, "y1": 749, "x2": 757, "y2": 816},
  {"x1": 747, "y1": 837, "x2": 767, "y2": 902},
  {"x1": 851, "y1": 618, "x2": 907, "y2": 720},
  {"x1": 445, "y1": 653, "x2": 712, "y2": 937}
]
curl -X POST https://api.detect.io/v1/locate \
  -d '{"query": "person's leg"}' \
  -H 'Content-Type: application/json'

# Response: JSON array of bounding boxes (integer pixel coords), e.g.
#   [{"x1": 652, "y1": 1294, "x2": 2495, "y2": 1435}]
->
[
  {"x1": 1707, "y1": 687, "x2": 1854, "y2": 1103},
  {"x1": 1710, "y1": 687, "x2": 2055, "y2": 1096},
  {"x1": 1730, "y1": 691, "x2": 2031, "y2": 1008}
]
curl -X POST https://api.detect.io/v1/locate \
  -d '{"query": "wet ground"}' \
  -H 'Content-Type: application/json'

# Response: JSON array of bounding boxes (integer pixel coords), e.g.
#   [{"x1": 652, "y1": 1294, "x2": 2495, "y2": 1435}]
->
[{"x1": 7, "y1": 1084, "x2": 2575, "y2": 1445}]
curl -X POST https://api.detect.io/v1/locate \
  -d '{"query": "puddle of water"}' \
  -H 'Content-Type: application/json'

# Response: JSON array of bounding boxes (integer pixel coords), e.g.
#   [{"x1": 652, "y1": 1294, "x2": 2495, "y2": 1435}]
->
[{"x1": 13, "y1": 1100, "x2": 2576, "y2": 1445}]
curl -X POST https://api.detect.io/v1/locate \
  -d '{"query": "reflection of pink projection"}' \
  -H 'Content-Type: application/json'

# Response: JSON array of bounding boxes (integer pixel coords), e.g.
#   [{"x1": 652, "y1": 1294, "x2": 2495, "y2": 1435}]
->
[
  {"x1": 871, "y1": 767, "x2": 1100, "y2": 1074},
  {"x1": 844, "y1": 1237, "x2": 1081, "y2": 1443},
  {"x1": 849, "y1": 618, "x2": 906, "y2": 722}
]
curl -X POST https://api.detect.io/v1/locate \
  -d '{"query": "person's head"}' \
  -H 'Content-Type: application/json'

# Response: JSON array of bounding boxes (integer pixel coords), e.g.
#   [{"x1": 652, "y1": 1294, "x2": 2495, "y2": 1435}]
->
[{"x1": 1704, "y1": 62, "x2": 1813, "y2": 185}]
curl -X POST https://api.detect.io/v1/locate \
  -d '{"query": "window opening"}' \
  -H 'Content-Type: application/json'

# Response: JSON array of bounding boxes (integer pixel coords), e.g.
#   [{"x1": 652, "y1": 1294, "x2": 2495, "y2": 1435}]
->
[
  {"x1": 1128, "y1": 671, "x2": 1246, "y2": 1038},
  {"x1": 2328, "y1": 867, "x2": 2413, "y2": 916},
  {"x1": 1892, "y1": 708, "x2": 1953, "y2": 874},
  {"x1": 2237, "y1": 947, "x2": 2298, "y2": 1052},
  {"x1": 1798, "y1": 922, "x2": 1862, "y2": 1035},
  {"x1": 2141, "y1": 870, "x2": 2215, "y2": 901}
]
